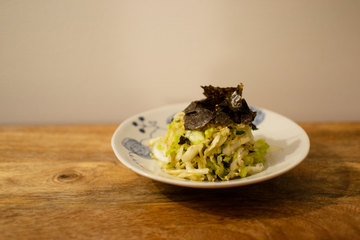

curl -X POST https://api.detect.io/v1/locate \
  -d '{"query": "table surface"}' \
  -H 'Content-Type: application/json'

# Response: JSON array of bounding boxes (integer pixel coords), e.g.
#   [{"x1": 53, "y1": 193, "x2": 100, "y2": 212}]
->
[{"x1": 1, "y1": 123, "x2": 359, "y2": 240}]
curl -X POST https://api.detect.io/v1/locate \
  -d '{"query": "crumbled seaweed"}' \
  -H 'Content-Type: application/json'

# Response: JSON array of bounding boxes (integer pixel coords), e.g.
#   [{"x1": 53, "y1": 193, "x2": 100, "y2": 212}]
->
[
  {"x1": 178, "y1": 135, "x2": 190, "y2": 145},
  {"x1": 183, "y1": 84, "x2": 257, "y2": 130}
]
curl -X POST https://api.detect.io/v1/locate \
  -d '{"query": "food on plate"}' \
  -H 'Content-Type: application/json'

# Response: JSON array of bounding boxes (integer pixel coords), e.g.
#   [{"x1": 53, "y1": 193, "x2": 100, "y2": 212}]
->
[{"x1": 149, "y1": 84, "x2": 277, "y2": 181}]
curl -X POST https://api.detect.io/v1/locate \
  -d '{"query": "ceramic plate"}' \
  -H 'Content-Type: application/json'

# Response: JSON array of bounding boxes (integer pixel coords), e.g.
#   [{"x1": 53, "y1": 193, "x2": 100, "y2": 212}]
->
[{"x1": 111, "y1": 103, "x2": 310, "y2": 188}]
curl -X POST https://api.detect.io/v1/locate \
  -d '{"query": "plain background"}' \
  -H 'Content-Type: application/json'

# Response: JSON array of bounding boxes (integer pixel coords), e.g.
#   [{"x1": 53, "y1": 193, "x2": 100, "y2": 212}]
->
[{"x1": 1, "y1": 0, "x2": 359, "y2": 125}]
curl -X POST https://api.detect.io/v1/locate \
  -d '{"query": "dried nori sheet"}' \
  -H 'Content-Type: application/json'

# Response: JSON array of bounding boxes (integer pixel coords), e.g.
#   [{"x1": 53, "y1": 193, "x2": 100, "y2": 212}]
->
[{"x1": 183, "y1": 84, "x2": 257, "y2": 130}]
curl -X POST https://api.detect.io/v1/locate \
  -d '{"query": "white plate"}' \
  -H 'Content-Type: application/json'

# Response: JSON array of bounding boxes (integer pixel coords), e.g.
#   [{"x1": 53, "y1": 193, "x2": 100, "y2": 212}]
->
[{"x1": 111, "y1": 103, "x2": 310, "y2": 188}]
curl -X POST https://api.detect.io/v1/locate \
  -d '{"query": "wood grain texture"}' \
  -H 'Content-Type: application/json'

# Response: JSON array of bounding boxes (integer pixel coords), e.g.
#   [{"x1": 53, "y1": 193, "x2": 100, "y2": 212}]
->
[{"x1": 0, "y1": 124, "x2": 360, "y2": 240}]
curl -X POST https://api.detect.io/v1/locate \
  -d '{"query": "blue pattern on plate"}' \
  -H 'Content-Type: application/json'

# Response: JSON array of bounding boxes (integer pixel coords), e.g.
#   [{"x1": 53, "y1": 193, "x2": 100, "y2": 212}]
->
[
  {"x1": 122, "y1": 116, "x2": 165, "y2": 159},
  {"x1": 122, "y1": 138, "x2": 152, "y2": 159},
  {"x1": 131, "y1": 116, "x2": 158, "y2": 134},
  {"x1": 250, "y1": 107, "x2": 265, "y2": 126}
]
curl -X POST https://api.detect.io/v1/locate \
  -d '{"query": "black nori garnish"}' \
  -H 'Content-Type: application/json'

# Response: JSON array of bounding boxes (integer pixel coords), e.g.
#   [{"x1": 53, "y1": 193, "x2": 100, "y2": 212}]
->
[
  {"x1": 178, "y1": 135, "x2": 191, "y2": 145},
  {"x1": 183, "y1": 84, "x2": 257, "y2": 130}
]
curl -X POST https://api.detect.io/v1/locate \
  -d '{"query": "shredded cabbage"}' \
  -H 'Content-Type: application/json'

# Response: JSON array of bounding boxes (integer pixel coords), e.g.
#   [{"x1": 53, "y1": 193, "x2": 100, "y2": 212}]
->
[{"x1": 149, "y1": 111, "x2": 276, "y2": 181}]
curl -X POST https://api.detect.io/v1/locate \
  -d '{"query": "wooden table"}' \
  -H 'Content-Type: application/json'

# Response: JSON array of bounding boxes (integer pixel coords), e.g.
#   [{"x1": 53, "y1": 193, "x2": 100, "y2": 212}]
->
[{"x1": 1, "y1": 123, "x2": 359, "y2": 239}]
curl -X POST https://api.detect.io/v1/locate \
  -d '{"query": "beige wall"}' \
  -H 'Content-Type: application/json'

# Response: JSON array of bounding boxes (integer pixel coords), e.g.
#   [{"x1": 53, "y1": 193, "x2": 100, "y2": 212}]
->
[{"x1": 1, "y1": 0, "x2": 359, "y2": 125}]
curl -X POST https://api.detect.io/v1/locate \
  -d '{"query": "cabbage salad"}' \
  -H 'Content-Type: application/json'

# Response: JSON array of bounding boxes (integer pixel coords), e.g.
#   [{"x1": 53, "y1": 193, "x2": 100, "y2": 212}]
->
[{"x1": 149, "y1": 112, "x2": 272, "y2": 181}]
